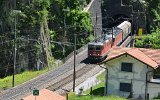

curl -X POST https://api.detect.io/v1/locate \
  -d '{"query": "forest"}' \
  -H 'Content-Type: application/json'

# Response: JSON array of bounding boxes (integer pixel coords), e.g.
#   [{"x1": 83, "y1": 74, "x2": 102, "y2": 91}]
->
[
  {"x1": 0, "y1": 0, "x2": 159, "y2": 78},
  {"x1": 0, "y1": 0, "x2": 93, "y2": 78}
]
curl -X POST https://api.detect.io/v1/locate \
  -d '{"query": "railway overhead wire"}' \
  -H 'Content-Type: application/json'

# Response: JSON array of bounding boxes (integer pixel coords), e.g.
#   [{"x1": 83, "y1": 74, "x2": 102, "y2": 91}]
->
[{"x1": 0, "y1": 32, "x2": 133, "y2": 100}]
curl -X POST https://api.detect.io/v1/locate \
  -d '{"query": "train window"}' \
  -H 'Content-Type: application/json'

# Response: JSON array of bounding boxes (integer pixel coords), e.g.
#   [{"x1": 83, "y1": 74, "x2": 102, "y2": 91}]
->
[
  {"x1": 96, "y1": 46, "x2": 102, "y2": 51},
  {"x1": 88, "y1": 46, "x2": 94, "y2": 50}
]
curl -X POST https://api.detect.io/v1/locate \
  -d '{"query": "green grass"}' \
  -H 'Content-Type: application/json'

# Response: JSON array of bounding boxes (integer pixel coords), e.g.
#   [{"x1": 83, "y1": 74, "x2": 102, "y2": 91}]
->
[
  {"x1": 85, "y1": 72, "x2": 105, "y2": 95},
  {"x1": 153, "y1": 96, "x2": 160, "y2": 100},
  {"x1": 0, "y1": 60, "x2": 63, "y2": 90},
  {"x1": 68, "y1": 72, "x2": 125, "y2": 100},
  {"x1": 0, "y1": 68, "x2": 49, "y2": 90},
  {"x1": 97, "y1": 72, "x2": 105, "y2": 81},
  {"x1": 85, "y1": 81, "x2": 105, "y2": 96},
  {"x1": 68, "y1": 92, "x2": 126, "y2": 100}
]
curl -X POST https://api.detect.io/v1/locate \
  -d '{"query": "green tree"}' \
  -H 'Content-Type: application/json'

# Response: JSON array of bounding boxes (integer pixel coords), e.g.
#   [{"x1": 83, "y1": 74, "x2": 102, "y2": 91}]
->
[
  {"x1": 135, "y1": 28, "x2": 160, "y2": 48},
  {"x1": 0, "y1": 0, "x2": 93, "y2": 77},
  {"x1": 145, "y1": 0, "x2": 160, "y2": 32}
]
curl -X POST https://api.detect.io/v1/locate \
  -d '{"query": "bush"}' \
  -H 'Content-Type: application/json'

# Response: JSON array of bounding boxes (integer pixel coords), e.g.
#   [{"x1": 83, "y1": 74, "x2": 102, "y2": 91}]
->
[
  {"x1": 135, "y1": 28, "x2": 160, "y2": 49},
  {"x1": 153, "y1": 95, "x2": 160, "y2": 99}
]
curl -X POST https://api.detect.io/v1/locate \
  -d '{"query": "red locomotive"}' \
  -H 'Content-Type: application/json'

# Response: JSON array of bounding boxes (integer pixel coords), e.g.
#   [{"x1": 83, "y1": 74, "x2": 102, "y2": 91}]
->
[{"x1": 88, "y1": 21, "x2": 131, "y2": 61}]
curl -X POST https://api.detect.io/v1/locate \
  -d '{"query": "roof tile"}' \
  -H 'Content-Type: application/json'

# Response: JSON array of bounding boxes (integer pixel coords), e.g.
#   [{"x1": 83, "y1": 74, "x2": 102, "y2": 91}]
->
[
  {"x1": 23, "y1": 89, "x2": 65, "y2": 100},
  {"x1": 104, "y1": 47, "x2": 160, "y2": 69}
]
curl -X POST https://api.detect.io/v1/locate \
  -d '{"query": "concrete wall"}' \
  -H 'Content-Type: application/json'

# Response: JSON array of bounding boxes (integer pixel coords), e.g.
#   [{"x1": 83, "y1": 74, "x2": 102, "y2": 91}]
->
[
  {"x1": 75, "y1": 69, "x2": 105, "y2": 94},
  {"x1": 148, "y1": 83, "x2": 160, "y2": 99},
  {"x1": 85, "y1": 0, "x2": 102, "y2": 37},
  {"x1": 104, "y1": 55, "x2": 156, "y2": 99}
]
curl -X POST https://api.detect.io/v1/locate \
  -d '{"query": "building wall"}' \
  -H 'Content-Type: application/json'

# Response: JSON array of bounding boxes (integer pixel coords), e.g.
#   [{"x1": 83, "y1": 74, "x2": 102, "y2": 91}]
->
[
  {"x1": 104, "y1": 55, "x2": 155, "y2": 99},
  {"x1": 148, "y1": 83, "x2": 160, "y2": 99}
]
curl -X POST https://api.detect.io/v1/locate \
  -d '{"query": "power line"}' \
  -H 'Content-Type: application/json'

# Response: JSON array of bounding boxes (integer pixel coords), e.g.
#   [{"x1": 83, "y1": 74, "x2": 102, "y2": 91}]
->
[
  {"x1": 51, "y1": 41, "x2": 84, "y2": 46},
  {"x1": 0, "y1": 59, "x2": 43, "y2": 70},
  {"x1": 0, "y1": 48, "x2": 42, "y2": 59},
  {"x1": 0, "y1": 29, "x2": 88, "y2": 58},
  {"x1": 0, "y1": 43, "x2": 41, "y2": 54},
  {"x1": 0, "y1": 37, "x2": 42, "y2": 52},
  {"x1": 0, "y1": 53, "x2": 46, "y2": 70},
  {"x1": 0, "y1": 39, "x2": 85, "y2": 54},
  {"x1": 0, "y1": 40, "x2": 14, "y2": 45},
  {"x1": 0, "y1": 41, "x2": 42, "y2": 54}
]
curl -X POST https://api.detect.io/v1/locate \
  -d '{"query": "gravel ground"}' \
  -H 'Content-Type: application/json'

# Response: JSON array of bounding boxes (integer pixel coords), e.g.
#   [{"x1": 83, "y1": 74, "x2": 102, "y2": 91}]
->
[{"x1": 55, "y1": 65, "x2": 104, "y2": 95}]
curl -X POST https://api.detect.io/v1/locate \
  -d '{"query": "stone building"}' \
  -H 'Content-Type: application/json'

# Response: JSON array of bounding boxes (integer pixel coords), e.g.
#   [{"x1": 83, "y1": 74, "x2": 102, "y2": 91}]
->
[{"x1": 100, "y1": 47, "x2": 160, "y2": 99}]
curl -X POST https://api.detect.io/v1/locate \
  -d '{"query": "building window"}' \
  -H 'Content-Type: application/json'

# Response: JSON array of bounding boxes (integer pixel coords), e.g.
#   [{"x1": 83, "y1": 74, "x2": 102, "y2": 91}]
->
[
  {"x1": 121, "y1": 62, "x2": 133, "y2": 72},
  {"x1": 120, "y1": 83, "x2": 131, "y2": 92}
]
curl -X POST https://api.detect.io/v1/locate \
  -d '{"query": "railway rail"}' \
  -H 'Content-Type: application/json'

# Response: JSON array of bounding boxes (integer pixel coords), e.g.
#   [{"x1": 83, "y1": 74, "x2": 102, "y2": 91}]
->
[
  {"x1": 46, "y1": 34, "x2": 133, "y2": 95},
  {"x1": 46, "y1": 64, "x2": 96, "y2": 91},
  {"x1": 120, "y1": 36, "x2": 132, "y2": 47},
  {"x1": 0, "y1": 33, "x2": 132, "y2": 100},
  {"x1": 0, "y1": 48, "x2": 89, "y2": 100}
]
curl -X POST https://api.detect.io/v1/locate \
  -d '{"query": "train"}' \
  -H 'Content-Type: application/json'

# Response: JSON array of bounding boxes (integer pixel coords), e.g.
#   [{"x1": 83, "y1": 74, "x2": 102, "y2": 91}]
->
[{"x1": 88, "y1": 21, "x2": 131, "y2": 62}]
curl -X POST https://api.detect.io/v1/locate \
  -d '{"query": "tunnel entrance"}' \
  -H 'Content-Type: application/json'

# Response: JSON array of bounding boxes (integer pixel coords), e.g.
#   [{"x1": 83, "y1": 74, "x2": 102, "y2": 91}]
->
[
  {"x1": 108, "y1": 14, "x2": 131, "y2": 28},
  {"x1": 103, "y1": 14, "x2": 131, "y2": 28}
]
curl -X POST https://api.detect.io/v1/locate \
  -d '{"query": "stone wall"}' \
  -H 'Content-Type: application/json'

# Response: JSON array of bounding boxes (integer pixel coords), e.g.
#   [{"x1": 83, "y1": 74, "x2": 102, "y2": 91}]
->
[
  {"x1": 85, "y1": 0, "x2": 102, "y2": 37},
  {"x1": 102, "y1": 0, "x2": 146, "y2": 34}
]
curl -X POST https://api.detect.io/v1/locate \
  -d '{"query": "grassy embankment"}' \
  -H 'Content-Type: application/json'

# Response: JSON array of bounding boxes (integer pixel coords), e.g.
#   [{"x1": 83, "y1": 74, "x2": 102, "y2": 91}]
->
[
  {"x1": 68, "y1": 93, "x2": 126, "y2": 100},
  {"x1": 84, "y1": 72, "x2": 105, "y2": 95},
  {"x1": 68, "y1": 72, "x2": 126, "y2": 100},
  {"x1": 0, "y1": 69, "x2": 47, "y2": 89},
  {"x1": 0, "y1": 62, "x2": 62, "y2": 90}
]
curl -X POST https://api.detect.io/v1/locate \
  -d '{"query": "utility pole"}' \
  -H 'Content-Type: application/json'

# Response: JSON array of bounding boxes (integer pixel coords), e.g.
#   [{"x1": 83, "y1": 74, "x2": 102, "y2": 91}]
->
[
  {"x1": 62, "y1": 9, "x2": 69, "y2": 62},
  {"x1": 13, "y1": 12, "x2": 17, "y2": 87},
  {"x1": 94, "y1": 12, "x2": 98, "y2": 40},
  {"x1": 131, "y1": 14, "x2": 133, "y2": 36},
  {"x1": 63, "y1": 9, "x2": 68, "y2": 37},
  {"x1": 111, "y1": 27, "x2": 114, "y2": 47},
  {"x1": 130, "y1": 14, "x2": 133, "y2": 47},
  {"x1": 73, "y1": 34, "x2": 76, "y2": 92},
  {"x1": 12, "y1": 10, "x2": 21, "y2": 87},
  {"x1": 95, "y1": 12, "x2": 97, "y2": 38}
]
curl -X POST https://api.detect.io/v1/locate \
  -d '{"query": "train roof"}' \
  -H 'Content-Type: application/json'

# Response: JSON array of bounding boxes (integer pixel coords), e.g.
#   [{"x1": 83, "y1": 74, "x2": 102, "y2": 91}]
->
[
  {"x1": 88, "y1": 42, "x2": 104, "y2": 46},
  {"x1": 88, "y1": 34, "x2": 112, "y2": 46},
  {"x1": 117, "y1": 21, "x2": 131, "y2": 29},
  {"x1": 104, "y1": 28, "x2": 122, "y2": 36}
]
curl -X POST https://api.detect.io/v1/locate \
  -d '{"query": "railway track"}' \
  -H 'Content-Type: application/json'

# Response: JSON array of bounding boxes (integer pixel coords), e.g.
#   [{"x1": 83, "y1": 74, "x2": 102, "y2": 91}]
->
[
  {"x1": 46, "y1": 35, "x2": 133, "y2": 94},
  {"x1": 0, "y1": 33, "x2": 133, "y2": 100},
  {"x1": 46, "y1": 64, "x2": 96, "y2": 91},
  {"x1": 120, "y1": 36, "x2": 132, "y2": 47},
  {"x1": 0, "y1": 47, "x2": 89, "y2": 100}
]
